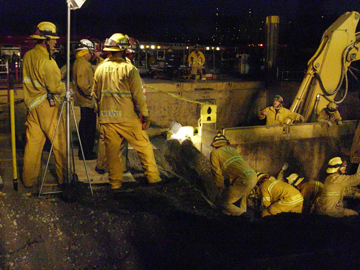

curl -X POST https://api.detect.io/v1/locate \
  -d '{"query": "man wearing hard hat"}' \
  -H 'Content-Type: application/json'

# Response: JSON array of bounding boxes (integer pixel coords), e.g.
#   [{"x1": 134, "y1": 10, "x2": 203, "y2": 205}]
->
[
  {"x1": 256, "y1": 172, "x2": 304, "y2": 217},
  {"x1": 187, "y1": 44, "x2": 206, "y2": 81},
  {"x1": 315, "y1": 157, "x2": 360, "y2": 217},
  {"x1": 210, "y1": 131, "x2": 257, "y2": 217},
  {"x1": 284, "y1": 173, "x2": 323, "y2": 214},
  {"x1": 72, "y1": 39, "x2": 97, "y2": 160},
  {"x1": 92, "y1": 33, "x2": 162, "y2": 190},
  {"x1": 22, "y1": 21, "x2": 66, "y2": 188},
  {"x1": 317, "y1": 102, "x2": 342, "y2": 126},
  {"x1": 259, "y1": 95, "x2": 305, "y2": 125}
]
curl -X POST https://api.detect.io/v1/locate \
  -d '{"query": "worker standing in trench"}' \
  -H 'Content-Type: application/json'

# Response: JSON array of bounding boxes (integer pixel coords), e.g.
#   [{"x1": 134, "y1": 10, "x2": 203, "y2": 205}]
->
[
  {"x1": 317, "y1": 102, "x2": 343, "y2": 126},
  {"x1": 259, "y1": 95, "x2": 305, "y2": 125},
  {"x1": 210, "y1": 132, "x2": 257, "y2": 217}
]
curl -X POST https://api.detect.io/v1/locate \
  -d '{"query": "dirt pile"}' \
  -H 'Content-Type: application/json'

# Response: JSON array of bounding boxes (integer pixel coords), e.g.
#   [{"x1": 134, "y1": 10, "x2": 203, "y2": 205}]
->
[{"x1": 0, "y1": 135, "x2": 360, "y2": 269}]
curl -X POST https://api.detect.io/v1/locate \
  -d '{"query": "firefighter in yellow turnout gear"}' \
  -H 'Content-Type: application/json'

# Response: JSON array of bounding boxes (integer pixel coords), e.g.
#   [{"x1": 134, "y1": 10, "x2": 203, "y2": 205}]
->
[
  {"x1": 285, "y1": 173, "x2": 323, "y2": 214},
  {"x1": 210, "y1": 132, "x2": 257, "y2": 216},
  {"x1": 315, "y1": 157, "x2": 360, "y2": 217},
  {"x1": 259, "y1": 95, "x2": 305, "y2": 125},
  {"x1": 92, "y1": 33, "x2": 162, "y2": 189},
  {"x1": 72, "y1": 39, "x2": 97, "y2": 160},
  {"x1": 187, "y1": 44, "x2": 206, "y2": 81},
  {"x1": 317, "y1": 102, "x2": 342, "y2": 126},
  {"x1": 257, "y1": 173, "x2": 304, "y2": 217},
  {"x1": 22, "y1": 21, "x2": 66, "y2": 188}
]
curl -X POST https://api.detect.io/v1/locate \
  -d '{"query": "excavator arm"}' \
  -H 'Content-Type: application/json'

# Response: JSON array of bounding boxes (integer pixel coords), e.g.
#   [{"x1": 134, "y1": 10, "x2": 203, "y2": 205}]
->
[{"x1": 289, "y1": 11, "x2": 360, "y2": 122}]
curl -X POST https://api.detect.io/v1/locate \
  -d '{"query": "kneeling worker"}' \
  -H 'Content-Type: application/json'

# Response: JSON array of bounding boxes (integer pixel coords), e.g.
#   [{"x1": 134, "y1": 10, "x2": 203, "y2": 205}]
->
[
  {"x1": 210, "y1": 132, "x2": 257, "y2": 216},
  {"x1": 257, "y1": 172, "x2": 304, "y2": 217},
  {"x1": 286, "y1": 173, "x2": 323, "y2": 214},
  {"x1": 315, "y1": 157, "x2": 360, "y2": 217}
]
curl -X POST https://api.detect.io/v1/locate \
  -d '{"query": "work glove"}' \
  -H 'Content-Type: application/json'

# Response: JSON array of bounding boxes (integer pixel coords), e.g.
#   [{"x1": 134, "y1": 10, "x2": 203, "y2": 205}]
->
[
  {"x1": 142, "y1": 115, "x2": 151, "y2": 130},
  {"x1": 327, "y1": 121, "x2": 333, "y2": 127},
  {"x1": 282, "y1": 162, "x2": 289, "y2": 171}
]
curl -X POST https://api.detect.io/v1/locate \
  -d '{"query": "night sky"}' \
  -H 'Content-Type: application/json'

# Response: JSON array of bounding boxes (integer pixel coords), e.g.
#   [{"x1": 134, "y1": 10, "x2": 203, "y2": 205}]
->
[{"x1": 2, "y1": 0, "x2": 360, "y2": 44}]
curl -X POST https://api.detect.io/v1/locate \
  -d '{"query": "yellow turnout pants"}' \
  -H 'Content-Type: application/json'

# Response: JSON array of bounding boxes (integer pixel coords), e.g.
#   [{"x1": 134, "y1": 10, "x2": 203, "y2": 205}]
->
[
  {"x1": 22, "y1": 99, "x2": 67, "y2": 186},
  {"x1": 101, "y1": 120, "x2": 160, "y2": 184}
]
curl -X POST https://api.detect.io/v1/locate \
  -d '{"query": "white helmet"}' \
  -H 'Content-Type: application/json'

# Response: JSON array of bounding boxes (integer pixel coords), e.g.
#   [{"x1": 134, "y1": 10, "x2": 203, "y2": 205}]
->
[{"x1": 75, "y1": 39, "x2": 95, "y2": 51}]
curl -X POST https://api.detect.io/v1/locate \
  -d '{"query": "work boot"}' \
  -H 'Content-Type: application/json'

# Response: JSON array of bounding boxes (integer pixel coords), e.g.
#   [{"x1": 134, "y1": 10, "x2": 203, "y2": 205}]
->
[
  {"x1": 147, "y1": 177, "x2": 163, "y2": 186},
  {"x1": 95, "y1": 166, "x2": 107, "y2": 175},
  {"x1": 109, "y1": 179, "x2": 122, "y2": 190}
]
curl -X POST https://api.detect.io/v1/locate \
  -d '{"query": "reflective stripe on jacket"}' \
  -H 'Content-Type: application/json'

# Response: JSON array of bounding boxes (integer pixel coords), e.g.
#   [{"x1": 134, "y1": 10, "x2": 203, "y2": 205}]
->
[
  {"x1": 93, "y1": 56, "x2": 148, "y2": 123},
  {"x1": 22, "y1": 44, "x2": 64, "y2": 111},
  {"x1": 316, "y1": 172, "x2": 360, "y2": 217},
  {"x1": 210, "y1": 146, "x2": 255, "y2": 190},
  {"x1": 259, "y1": 177, "x2": 304, "y2": 208}
]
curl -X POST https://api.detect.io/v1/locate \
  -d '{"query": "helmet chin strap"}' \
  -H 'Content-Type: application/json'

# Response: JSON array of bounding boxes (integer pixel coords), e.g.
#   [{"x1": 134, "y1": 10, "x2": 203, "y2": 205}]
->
[{"x1": 45, "y1": 39, "x2": 52, "y2": 60}]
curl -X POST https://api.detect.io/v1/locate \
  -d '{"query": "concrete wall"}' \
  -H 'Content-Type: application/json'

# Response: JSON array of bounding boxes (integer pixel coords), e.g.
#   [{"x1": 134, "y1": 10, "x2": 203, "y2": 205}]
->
[
  {"x1": 145, "y1": 81, "x2": 264, "y2": 128},
  {"x1": 200, "y1": 121, "x2": 357, "y2": 182}
]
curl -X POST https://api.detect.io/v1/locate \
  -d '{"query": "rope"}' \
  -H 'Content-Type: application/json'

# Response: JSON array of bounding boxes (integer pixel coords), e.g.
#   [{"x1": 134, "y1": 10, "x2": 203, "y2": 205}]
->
[{"x1": 145, "y1": 84, "x2": 212, "y2": 105}]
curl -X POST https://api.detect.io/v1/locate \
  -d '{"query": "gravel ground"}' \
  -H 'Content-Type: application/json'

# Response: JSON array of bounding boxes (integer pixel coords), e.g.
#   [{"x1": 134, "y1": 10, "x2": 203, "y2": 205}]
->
[{"x1": 1, "y1": 135, "x2": 360, "y2": 269}]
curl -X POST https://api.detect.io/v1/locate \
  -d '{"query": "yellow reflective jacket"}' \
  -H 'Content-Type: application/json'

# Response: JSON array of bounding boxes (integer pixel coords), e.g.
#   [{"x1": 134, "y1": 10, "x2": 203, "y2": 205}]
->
[
  {"x1": 259, "y1": 177, "x2": 304, "y2": 213},
  {"x1": 315, "y1": 172, "x2": 360, "y2": 217},
  {"x1": 22, "y1": 44, "x2": 65, "y2": 111},
  {"x1": 93, "y1": 56, "x2": 148, "y2": 123},
  {"x1": 317, "y1": 108, "x2": 342, "y2": 124},
  {"x1": 72, "y1": 56, "x2": 94, "y2": 107},
  {"x1": 210, "y1": 145, "x2": 256, "y2": 190},
  {"x1": 300, "y1": 180, "x2": 323, "y2": 214},
  {"x1": 188, "y1": 51, "x2": 205, "y2": 66},
  {"x1": 259, "y1": 106, "x2": 302, "y2": 125}
]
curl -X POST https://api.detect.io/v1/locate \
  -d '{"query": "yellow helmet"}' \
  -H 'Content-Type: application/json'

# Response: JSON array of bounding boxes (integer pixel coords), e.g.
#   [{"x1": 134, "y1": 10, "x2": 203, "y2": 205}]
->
[
  {"x1": 31, "y1": 21, "x2": 59, "y2": 40},
  {"x1": 257, "y1": 172, "x2": 269, "y2": 184},
  {"x1": 326, "y1": 157, "x2": 343, "y2": 174},
  {"x1": 103, "y1": 33, "x2": 130, "y2": 52},
  {"x1": 286, "y1": 173, "x2": 304, "y2": 187},
  {"x1": 274, "y1": 95, "x2": 284, "y2": 103},
  {"x1": 210, "y1": 131, "x2": 230, "y2": 148}
]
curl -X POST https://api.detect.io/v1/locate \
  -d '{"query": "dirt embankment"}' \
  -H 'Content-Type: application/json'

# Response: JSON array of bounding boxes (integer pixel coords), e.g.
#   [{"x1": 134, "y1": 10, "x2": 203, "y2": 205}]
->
[{"x1": 0, "y1": 135, "x2": 360, "y2": 269}]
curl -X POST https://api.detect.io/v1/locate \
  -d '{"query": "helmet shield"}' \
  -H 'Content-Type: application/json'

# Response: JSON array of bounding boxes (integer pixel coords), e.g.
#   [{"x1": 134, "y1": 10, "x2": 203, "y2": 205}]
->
[{"x1": 104, "y1": 33, "x2": 130, "y2": 52}]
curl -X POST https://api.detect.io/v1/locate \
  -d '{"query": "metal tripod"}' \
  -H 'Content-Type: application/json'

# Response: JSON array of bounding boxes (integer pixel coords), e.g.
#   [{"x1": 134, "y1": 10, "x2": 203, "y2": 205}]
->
[
  {"x1": 39, "y1": 0, "x2": 93, "y2": 196},
  {"x1": 38, "y1": 94, "x2": 93, "y2": 196}
]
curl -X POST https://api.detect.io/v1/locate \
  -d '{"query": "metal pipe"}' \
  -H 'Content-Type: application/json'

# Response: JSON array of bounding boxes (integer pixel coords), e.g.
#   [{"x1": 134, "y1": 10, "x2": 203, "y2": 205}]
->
[
  {"x1": 66, "y1": 2, "x2": 71, "y2": 183},
  {"x1": 9, "y1": 77, "x2": 18, "y2": 191}
]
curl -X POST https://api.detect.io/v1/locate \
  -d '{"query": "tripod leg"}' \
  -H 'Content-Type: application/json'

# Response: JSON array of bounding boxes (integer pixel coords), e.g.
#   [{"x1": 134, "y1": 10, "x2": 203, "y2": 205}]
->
[
  {"x1": 38, "y1": 100, "x2": 66, "y2": 197},
  {"x1": 70, "y1": 100, "x2": 93, "y2": 195}
]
